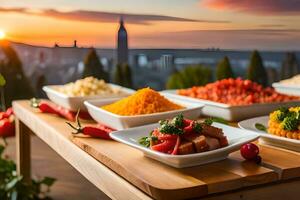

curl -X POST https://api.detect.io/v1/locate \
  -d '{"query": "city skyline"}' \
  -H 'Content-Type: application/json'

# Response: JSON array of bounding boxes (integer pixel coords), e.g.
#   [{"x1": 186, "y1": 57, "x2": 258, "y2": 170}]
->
[{"x1": 0, "y1": 0, "x2": 299, "y2": 50}]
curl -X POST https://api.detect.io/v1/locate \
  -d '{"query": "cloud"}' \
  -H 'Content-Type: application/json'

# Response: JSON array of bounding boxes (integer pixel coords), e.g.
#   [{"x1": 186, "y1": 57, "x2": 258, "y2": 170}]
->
[
  {"x1": 201, "y1": 0, "x2": 300, "y2": 15},
  {"x1": 259, "y1": 24, "x2": 286, "y2": 28},
  {"x1": 0, "y1": 7, "x2": 230, "y2": 25},
  {"x1": 133, "y1": 29, "x2": 300, "y2": 50}
]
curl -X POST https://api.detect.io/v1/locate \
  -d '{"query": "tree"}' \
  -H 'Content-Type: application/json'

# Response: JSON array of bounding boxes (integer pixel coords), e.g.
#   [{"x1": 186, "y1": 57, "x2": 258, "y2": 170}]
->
[
  {"x1": 123, "y1": 63, "x2": 133, "y2": 88},
  {"x1": 0, "y1": 40, "x2": 34, "y2": 107},
  {"x1": 281, "y1": 52, "x2": 299, "y2": 80},
  {"x1": 166, "y1": 65, "x2": 212, "y2": 89},
  {"x1": 246, "y1": 50, "x2": 268, "y2": 86},
  {"x1": 114, "y1": 63, "x2": 123, "y2": 86},
  {"x1": 216, "y1": 56, "x2": 234, "y2": 80},
  {"x1": 113, "y1": 63, "x2": 133, "y2": 88},
  {"x1": 82, "y1": 48, "x2": 109, "y2": 81}
]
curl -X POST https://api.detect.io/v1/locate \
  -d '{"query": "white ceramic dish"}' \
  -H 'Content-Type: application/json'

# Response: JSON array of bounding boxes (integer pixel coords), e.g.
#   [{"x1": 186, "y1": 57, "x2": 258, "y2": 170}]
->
[
  {"x1": 162, "y1": 90, "x2": 300, "y2": 121},
  {"x1": 238, "y1": 116, "x2": 300, "y2": 152},
  {"x1": 43, "y1": 84, "x2": 135, "y2": 111},
  {"x1": 273, "y1": 82, "x2": 300, "y2": 96},
  {"x1": 84, "y1": 93, "x2": 203, "y2": 130},
  {"x1": 110, "y1": 122, "x2": 259, "y2": 168}
]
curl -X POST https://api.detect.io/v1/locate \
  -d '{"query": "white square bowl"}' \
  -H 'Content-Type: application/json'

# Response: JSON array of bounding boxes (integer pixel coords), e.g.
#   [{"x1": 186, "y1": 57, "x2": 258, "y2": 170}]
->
[
  {"x1": 84, "y1": 93, "x2": 204, "y2": 130},
  {"x1": 162, "y1": 90, "x2": 300, "y2": 121},
  {"x1": 273, "y1": 82, "x2": 300, "y2": 96},
  {"x1": 43, "y1": 83, "x2": 135, "y2": 111},
  {"x1": 238, "y1": 116, "x2": 300, "y2": 152},
  {"x1": 110, "y1": 122, "x2": 259, "y2": 168}
]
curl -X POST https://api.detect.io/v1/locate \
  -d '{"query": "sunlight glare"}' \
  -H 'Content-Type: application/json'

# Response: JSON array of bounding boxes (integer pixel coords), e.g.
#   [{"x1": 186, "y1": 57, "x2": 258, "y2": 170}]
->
[{"x1": 0, "y1": 30, "x2": 6, "y2": 39}]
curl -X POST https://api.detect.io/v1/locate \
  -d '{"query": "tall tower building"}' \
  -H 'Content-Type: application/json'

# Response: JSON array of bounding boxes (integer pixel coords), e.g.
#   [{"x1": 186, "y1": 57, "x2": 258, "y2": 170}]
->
[{"x1": 117, "y1": 17, "x2": 128, "y2": 64}]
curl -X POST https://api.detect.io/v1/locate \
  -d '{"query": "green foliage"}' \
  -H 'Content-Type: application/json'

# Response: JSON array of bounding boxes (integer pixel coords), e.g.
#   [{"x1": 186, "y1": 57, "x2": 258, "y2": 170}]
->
[
  {"x1": 0, "y1": 41, "x2": 35, "y2": 107},
  {"x1": 246, "y1": 50, "x2": 268, "y2": 86},
  {"x1": 82, "y1": 48, "x2": 109, "y2": 82},
  {"x1": 0, "y1": 143, "x2": 56, "y2": 199},
  {"x1": 216, "y1": 56, "x2": 234, "y2": 80},
  {"x1": 113, "y1": 63, "x2": 133, "y2": 88},
  {"x1": 0, "y1": 74, "x2": 6, "y2": 86},
  {"x1": 123, "y1": 64, "x2": 132, "y2": 88},
  {"x1": 166, "y1": 65, "x2": 212, "y2": 89},
  {"x1": 281, "y1": 52, "x2": 299, "y2": 80}
]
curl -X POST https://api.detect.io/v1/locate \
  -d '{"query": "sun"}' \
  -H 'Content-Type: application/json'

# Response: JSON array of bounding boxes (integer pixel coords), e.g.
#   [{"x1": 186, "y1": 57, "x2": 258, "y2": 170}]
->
[{"x1": 0, "y1": 30, "x2": 6, "y2": 40}]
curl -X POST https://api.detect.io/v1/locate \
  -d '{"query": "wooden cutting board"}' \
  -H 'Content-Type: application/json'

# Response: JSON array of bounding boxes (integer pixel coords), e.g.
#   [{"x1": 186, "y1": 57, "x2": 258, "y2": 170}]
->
[{"x1": 14, "y1": 101, "x2": 300, "y2": 200}]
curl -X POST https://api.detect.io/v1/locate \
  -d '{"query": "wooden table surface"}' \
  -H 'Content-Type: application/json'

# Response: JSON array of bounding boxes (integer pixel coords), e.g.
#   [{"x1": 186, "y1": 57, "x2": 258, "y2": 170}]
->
[{"x1": 12, "y1": 100, "x2": 300, "y2": 200}]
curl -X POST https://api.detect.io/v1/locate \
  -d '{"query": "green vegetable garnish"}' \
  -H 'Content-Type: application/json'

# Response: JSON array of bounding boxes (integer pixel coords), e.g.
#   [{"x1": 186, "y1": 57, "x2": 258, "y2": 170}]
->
[
  {"x1": 192, "y1": 121, "x2": 202, "y2": 133},
  {"x1": 255, "y1": 123, "x2": 267, "y2": 132},
  {"x1": 171, "y1": 114, "x2": 184, "y2": 127},
  {"x1": 204, "y1": 117, "x2": 228, "y2": 125},
  {"x1": 159, "y1": 123, "x2": 184, "y2": 135},
  {"x1": 139, "y1": 136, "x2": 158, "y2": 147}
]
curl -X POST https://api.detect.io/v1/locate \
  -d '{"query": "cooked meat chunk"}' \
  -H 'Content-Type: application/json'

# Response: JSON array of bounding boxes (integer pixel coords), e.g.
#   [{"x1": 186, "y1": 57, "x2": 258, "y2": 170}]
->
[
  {"x1": 219, "y1": 136, "x2": 229, "y2": 147},
  {"x1": 178, "y1": 141, "x2": 195, "y2": 155},
  {"x1": 183, "y1": 134, "x2": 209, "y2": 153},
  {"x1": 201, "y1": 124, "x2": 224, "y2": 139},
  {"x1": 205, "y1": 136, "x2": 221, "y2": 150},
  {"x1": 192, "y1": 135, "x2": 209, "y2": 152}
]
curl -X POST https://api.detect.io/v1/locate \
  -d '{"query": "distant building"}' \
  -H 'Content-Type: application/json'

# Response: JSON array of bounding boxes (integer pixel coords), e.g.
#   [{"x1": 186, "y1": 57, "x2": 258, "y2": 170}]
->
[
  {"x1": 160, "y1": 54, "x2": 174, "y2": 69},
  {"x1": 117, "y1": 17, "x2": 128, "y2": 64}
]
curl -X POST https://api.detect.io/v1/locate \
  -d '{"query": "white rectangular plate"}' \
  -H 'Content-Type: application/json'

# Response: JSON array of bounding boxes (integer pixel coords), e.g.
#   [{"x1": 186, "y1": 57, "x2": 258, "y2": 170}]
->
[
  {"x1": 273, "y1": 82, "x2": 300, "y2": 96},
  {"x1": 43, "y1": 83, "x2": 135, "y2": 111},
  {"x1": 84, "y1": 93, "x2": 204, "y2": 130},
  {"x1": 110, "y1": 122, "x2": 259, "y2": 168},
  {"x1": 162, "y1": 90, "x2": 300, "y2": 121},
  {"x1": 238, "y1": 116, "x2": 300, "y2": 152}
]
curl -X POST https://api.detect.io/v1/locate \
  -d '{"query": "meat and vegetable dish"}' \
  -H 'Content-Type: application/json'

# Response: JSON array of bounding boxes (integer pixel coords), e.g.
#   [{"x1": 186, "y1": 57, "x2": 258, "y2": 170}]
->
[{"x1": 139, "y1": 114, "x2": 229, "y2": 155}]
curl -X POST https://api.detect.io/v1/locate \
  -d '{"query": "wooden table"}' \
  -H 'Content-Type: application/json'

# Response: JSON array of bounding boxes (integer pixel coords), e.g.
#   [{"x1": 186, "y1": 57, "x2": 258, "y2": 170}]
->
[{"x1": 13, "y1": 100, "x2": 300, "y2": 200}]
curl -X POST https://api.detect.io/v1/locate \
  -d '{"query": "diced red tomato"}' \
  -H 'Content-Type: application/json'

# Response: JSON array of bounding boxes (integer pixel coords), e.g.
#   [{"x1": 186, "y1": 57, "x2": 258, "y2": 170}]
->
[{"x1": 151, "y1": 140, "x2": 177, "y2": 153}]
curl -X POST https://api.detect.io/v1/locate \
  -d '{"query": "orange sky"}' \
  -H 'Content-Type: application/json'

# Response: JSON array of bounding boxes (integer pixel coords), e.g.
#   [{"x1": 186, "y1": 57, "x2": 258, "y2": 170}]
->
[{"x1": 0, "y1": 0, "x2": 299, "y2": 50}]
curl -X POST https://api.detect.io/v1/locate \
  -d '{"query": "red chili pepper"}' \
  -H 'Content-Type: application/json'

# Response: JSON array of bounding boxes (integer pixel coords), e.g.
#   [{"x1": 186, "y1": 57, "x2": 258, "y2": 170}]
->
[
  {"x1": 66, "y1": 113, "x2": 114, "y2": 140},
  {"x1": 39, "y1": 102, "x2": 58, "y2": 114},
  {"x1": 0, "y1": 115, "x2": 15, "y2": 137},
  {"x1": 3, "y1": 107, "x2": 13, "y2": 118},
  {"x1": 0, "y1": 107, "x2": 14, "y2": 120},
  {"x1": 31, "y1": 98, "x2": 76, "y2": 121},
  {"x1": 171, "y1": 136, "x2": 181, "y2": 155},
  {"x1": 81, "y1": 126, "x2": 112, "y2": 139},
  {"x1": 77, "y1": 111, "x2": 92, "y2": 120},
  {"x1": 55, "y1": 105, "x2": 76, "y2": 121}
]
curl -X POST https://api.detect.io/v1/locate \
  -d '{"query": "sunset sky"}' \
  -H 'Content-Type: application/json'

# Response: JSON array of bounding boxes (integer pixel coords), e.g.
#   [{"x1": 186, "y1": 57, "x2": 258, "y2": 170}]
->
[{"x1": 0, "y1": 0, "x2": 299, "y2": 50}]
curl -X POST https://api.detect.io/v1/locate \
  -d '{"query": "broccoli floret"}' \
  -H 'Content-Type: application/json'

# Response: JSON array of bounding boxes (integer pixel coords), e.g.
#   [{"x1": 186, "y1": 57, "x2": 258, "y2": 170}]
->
[
  {"x1": 276, "y1": 107, "x2": 289, "y2": 121},
  {"x1": 280, "y1": 111, "x2": 299, "y2": 131},
  {"x1": 282, "y1": 116, "x2": 299, "y2": 131}
]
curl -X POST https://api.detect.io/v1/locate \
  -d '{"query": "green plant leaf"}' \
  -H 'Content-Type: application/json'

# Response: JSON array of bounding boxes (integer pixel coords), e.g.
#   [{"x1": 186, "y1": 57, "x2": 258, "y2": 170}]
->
[
  {"x1": 0, "y1": 74, "x2": 5, "y2": 86},
  {"x1": 204, "y1": 117, "x2": 228, "y2": 125},
  {"x1": 5, "y1": 177, "x2": 21, "y2": 191},
  {"x1": 40, "y1": 177, "x2": 56, "y2": 186},
  {"x1": 11, "y1": 190, "x2": 18, "y2": 200},
  {"x1": 255, "y1": 123, "x2": 267, "y2": 132},
  {"x1": 0, "y1": 145, "x2": 5, "y2": 156}
]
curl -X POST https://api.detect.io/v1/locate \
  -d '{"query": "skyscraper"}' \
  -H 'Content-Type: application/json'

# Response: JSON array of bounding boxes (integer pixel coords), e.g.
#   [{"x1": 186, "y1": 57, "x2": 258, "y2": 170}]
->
[{"x1": 117, "y1": 17, "x2": 128, "y2": 64}]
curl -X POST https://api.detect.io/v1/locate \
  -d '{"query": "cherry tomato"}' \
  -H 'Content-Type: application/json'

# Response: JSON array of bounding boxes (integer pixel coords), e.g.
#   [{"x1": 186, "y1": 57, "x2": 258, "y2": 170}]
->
[{"x1": 240, "y1": 143, "x2": 259, "y2": 160}]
